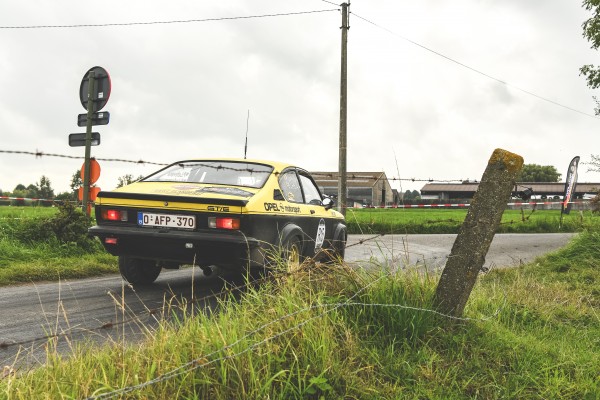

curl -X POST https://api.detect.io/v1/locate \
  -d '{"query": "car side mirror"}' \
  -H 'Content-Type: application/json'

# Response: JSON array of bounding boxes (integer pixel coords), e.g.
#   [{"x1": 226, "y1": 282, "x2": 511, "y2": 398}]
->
[
  {"x1": 274, "y1": 189, "x2": 285, "y2": 201},
  {"x1": 322, "y1": 196, "x2": 334, "y2": 210}
]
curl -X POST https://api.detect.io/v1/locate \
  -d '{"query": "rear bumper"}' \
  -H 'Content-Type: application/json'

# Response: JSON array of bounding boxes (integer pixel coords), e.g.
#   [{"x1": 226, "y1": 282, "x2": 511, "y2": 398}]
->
[{"x1": 89, "y1": 225, "x2": 262, "y2": 268}]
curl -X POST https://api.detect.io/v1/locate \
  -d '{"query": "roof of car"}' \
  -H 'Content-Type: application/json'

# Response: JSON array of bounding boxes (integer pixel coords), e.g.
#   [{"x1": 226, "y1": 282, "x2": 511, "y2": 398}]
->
[{"x1": 172, "y1": 158, "x2": 298, "y2": 173}]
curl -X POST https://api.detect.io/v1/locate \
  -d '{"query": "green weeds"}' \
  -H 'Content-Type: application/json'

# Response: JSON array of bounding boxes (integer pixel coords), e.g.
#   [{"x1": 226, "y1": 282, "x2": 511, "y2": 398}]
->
[{"x1": 1, "y1": 232, "x2": 599, "y2": 399}]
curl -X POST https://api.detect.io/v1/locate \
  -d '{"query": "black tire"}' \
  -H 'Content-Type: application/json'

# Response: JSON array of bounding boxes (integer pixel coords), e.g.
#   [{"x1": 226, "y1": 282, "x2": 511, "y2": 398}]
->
[
  {"x1": 281, "y1": 235, "x2": 302, "y2": 273},
  {"x1": 326, "y1": 229, "x2": 347, "y2": 264},
  {"x1": 118, "y1": 256, "x2": 162, "y2": 284}
]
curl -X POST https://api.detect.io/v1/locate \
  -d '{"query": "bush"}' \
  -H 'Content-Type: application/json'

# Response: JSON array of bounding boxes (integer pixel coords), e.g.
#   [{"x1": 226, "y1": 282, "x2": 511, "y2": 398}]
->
[
  {"x1": 11, "y1": 202, "x2": 99, "y2": 252},
  {"x1": 10, "y1": 216, "x2": 55, "y2": 243}
]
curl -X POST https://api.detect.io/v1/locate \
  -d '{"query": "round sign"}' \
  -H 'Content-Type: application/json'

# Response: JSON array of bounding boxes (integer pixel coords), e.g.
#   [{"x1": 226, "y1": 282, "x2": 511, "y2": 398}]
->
[
  {"x1": 79, "y1": 66, "x2": 111, "y2": 112},
  {"x1": 81, "y1": 158, "x2": 101, "y2": 185},
  {"x1": 78, "y1": 186, "x2": 101, "y2": 201}
]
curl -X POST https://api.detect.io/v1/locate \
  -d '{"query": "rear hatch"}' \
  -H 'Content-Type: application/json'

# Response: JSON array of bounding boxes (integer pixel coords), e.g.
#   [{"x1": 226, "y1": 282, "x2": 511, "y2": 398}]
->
[{"x1": 95, "y1": 181, "x2": 257, "y2": 231}]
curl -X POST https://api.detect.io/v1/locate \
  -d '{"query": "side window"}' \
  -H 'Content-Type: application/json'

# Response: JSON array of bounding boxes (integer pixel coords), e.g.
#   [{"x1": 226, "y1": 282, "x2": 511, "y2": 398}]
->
[
  {"x1": 299, "y1": 173, "x2": 322, "y2": 205},
  {"x1": 279, "y1": 170, "x2": 304, "y2": 203}
]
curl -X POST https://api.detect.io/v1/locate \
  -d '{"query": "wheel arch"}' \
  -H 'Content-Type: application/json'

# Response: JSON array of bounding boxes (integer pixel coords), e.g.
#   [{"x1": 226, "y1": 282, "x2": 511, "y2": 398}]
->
[
  {"x1": 332, "y1": 222, "x2": 347, "y2": 243},
  {"x1": 278, "y1": 223, "x2": 305, "y2": 254}
]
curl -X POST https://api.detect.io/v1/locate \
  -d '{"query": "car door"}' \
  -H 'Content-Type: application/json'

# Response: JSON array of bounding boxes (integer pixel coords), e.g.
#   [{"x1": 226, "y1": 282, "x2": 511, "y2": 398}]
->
[{"x1": 296, "y1": 170, "x2": 335, "y2": 257}]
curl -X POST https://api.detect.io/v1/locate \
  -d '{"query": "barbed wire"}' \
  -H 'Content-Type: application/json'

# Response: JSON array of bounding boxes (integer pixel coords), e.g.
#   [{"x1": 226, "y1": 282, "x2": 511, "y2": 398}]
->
[
  {"x1": 0, "y1": 213, "x2": 533, "y2": 398},
  {"x1": 311, "y1": 172, "x2": 466, "y2": 183},
  {"x1": 84, "y1": 270, "x2": 506, "y2": 400},
  {"x1": 0, "y1": 231, "x2": 385, "y2": 352},
  {"x1": 0, "y1": 149, "x2": 169, "y2": 166},
  {"x1": 0, "y1": 271, "x2": 277, "y2": 352},
  {"x1": 0, "y1": 224, "x2": 525, "y2": 355},
  {"x1": 4, "y1": 149, "x2": 594, "y2": 190},
  {"x1": 0, "y1": 148, "x2": 472, "y2": 184}
]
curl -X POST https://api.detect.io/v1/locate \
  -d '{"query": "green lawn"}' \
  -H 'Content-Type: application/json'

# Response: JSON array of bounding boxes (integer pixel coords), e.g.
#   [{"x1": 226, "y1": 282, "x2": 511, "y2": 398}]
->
[{"x1": 346, "y1": 207, "x2": 598, "y2": 234}]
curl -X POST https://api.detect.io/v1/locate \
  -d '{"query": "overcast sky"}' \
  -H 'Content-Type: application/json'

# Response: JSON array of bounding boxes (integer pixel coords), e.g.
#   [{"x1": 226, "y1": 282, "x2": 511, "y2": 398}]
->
[{"x1": 1, "y1": 0, "x2": 599, "y2": 196}]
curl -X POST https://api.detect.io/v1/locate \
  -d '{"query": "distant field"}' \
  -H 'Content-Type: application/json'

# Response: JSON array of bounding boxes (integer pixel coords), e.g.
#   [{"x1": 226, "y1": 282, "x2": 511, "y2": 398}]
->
[
  {"x1": 346, "y1": 207, "x2": 599, "y2": 234},
  {"x1": 0, "y1": 205, "x2": 58, "y2": 219}
]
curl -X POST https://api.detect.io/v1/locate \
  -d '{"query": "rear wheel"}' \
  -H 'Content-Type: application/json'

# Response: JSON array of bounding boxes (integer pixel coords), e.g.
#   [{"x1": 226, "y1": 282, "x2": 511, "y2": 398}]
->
[
  {"x1": 118, "y1": 256, "x2": 162, "y2": 284},
  {"x1": 325, "y1": 229, "x2": 347, "y2": 264}
]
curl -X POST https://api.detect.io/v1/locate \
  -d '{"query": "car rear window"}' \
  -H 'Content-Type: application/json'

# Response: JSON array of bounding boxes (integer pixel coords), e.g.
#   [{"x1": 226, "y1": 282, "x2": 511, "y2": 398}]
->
[{"x1": 144, "y1": 161, "x2": 274, "y2": 188}]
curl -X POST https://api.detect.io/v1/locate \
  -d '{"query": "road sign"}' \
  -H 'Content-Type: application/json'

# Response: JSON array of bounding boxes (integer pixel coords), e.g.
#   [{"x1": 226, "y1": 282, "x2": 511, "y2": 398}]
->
[
  {"x1": 81, "y1": 158, "x2": 101, "y2": 185},
  {"x1": 69, "y1": 132, "x2": 101, "y2": 147},
  {"x1": 77, "y1": 111, "x2": 110, "y2": 127},
  {"x1": 78, "y1": 186, "x2": 101, "y2": 201},
  {"x1": 79, "y1": 66, "x2": 111, "y2": 112}
]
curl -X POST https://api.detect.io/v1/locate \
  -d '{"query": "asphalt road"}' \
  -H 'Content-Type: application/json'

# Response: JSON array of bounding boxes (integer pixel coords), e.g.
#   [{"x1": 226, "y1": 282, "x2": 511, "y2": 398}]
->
[
  {"x1": 345, "y1": 233, "x2": 577, "y2": 271},
  {"x1": 0, "y1": 233, "x2": 576, "y2": 370}
]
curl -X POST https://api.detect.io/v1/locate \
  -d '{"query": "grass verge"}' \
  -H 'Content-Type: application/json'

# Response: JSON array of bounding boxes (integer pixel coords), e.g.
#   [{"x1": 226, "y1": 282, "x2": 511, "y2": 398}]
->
[
  {"x1": 1, "y1": 231, "x2": 598, "y2": 399},
  {"x1": 0, "y1": 205, "x2": 116, "y2": 286}
]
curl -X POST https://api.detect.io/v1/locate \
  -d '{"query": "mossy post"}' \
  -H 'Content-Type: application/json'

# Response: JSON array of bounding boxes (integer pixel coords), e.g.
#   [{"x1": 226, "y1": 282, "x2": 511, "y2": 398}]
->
[{"x1": 433, "y1": 148, "x2": 523, "y2": 318}]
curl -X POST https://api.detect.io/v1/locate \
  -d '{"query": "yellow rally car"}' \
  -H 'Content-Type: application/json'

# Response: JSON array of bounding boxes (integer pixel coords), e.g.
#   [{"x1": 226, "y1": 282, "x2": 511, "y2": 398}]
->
[{"x1": 89, "y1": 159, "x2": 347, "y2": 284}]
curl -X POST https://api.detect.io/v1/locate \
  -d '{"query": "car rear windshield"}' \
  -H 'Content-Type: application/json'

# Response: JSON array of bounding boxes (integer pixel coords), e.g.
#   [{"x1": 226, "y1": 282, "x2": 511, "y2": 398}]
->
[{"x1": 143, "y1": 161, "x2": 274, "y2": 188}]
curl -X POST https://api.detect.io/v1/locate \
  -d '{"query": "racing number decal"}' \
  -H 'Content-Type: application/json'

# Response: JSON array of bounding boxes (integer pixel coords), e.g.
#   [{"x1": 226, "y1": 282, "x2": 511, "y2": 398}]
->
[{"x1": 315, "y1": 219, "x2": 326, "y2": 250}]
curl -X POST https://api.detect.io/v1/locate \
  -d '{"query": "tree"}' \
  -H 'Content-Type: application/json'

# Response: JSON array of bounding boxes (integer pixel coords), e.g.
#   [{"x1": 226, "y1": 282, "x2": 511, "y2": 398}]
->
[
  {"x1": 581, "y1": 0, "x2": 600, "y2": 113},
  {"x1": 517, "y1": 164, "x2": 561, "y2": 182},
  {"x1": 70, "y1": 169, "x2": 83, "y2": 192},
  {"x1": 411, "y1": 190, "x2": 420, "y2": 200},
  {"x1": 25, "y1": 184, "x2": 38, "y2": 198},
  {"x1": 37, "y1": 175, "x2": 54, "y2": 199},
  {"x1": 116, "y1": 174, "x2": 143, "y2": 188}
]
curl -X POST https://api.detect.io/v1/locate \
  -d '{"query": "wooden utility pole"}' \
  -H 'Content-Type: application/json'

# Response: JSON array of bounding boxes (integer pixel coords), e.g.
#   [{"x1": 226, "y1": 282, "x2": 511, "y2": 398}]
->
[
  {"x1": 338, "y1": 2, "x2": 349, "y2": 216},
  {"x1": 434, "y1": 148, "x2": 524, "y2": 318}
]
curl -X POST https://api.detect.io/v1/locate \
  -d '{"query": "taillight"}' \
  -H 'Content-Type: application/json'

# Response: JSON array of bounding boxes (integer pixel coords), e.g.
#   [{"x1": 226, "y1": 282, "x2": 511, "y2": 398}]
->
[
  {"x1": 208, "y1": 217, "x2": 240, "y2": 230},
  {"x1": 102, "y1": 209, "x2": 127, "y2": 221}
]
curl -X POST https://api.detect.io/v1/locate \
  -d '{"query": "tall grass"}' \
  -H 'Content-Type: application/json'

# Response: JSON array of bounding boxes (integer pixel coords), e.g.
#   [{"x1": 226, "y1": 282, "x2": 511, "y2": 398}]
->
[{"x1": 2, "y1": 231, "x2": 598, "y2": 399}]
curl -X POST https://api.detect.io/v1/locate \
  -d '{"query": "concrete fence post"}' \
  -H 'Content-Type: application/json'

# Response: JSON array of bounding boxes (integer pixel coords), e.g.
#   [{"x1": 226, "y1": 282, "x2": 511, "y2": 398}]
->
[{"x1": 433, "y1": 148, "x2": 524, "y2": 318}]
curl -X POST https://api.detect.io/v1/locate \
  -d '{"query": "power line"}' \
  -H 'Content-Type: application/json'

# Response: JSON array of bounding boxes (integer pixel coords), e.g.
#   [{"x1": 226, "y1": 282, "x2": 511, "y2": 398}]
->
[
  {"x1": 0, "y1": 9, "x2": 339, "y2": 29},
  {"x1": 351, "y1": 12, "x2": 600, "y2": 120}
]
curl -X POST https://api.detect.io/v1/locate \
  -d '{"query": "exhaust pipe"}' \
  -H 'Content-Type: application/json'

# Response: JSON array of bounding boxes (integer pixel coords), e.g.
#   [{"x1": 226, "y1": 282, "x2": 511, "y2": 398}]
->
[{"x1": 200, "y1": 266, "x2": 213, "y2": 276}]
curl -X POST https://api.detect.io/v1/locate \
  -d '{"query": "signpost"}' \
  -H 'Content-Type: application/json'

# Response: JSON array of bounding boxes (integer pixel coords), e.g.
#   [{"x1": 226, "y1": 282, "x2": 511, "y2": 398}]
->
[
  {"x1": 69, "y1": 132, "x2": 101, "y2": 147},
  {"x1": 75, "y1": 66, "x2": 111, "y2": 216},
  {"x1": 77, "y1": 111, "x2": 110, "y2": 127}
]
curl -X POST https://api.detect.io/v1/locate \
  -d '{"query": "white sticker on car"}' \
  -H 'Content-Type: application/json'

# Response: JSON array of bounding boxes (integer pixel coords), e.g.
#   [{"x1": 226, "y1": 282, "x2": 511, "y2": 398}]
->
[{"x1": 315, "y1": 219, "x2": 326, "y2": 250}]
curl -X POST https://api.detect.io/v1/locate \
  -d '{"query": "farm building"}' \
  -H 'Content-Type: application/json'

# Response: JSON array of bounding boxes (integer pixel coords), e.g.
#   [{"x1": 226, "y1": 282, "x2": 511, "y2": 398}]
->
[
  {"x1": 420, "y1": 182, "x2": 600, "y2": 200},
  {"x1": 311, "y1": 171, "x2": 395, "y2": 207}
]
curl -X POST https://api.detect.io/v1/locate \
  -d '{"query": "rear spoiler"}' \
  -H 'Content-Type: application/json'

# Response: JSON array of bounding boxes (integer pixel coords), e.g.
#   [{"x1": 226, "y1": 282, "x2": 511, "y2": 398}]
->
[{"x1": 96, "y1": 191, "x2": 249, "y2": 207}]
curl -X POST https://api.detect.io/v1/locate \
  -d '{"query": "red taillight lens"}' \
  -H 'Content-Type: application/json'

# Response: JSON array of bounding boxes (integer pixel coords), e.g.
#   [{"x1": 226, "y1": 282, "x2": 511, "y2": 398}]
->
[
  {"x1": 209, "y1": 217, "x2": 240, "y2": 230},
  {"x1": 102, "y1": 209, "x2": 126, "y2": 221},
  {"x1": 217, "y1": 218, "x2": 240, "y2": 230}
]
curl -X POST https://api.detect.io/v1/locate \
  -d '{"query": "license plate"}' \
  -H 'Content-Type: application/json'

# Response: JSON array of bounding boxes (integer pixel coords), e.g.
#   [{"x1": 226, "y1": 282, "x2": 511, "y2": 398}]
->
[{"x1": 137, "y1": 212, "x2": 196, "y2": 229}]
